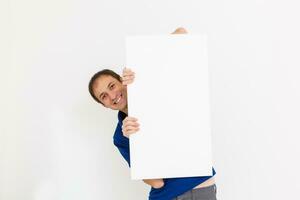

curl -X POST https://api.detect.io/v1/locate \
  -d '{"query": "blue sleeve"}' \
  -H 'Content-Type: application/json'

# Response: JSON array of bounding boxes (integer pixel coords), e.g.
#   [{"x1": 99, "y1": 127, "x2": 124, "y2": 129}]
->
[
  {"x1": 113, "y1": 139, "x2": 131, "y2": 167},
  {"x1": 212, "y1": 167, "x2": 216, "y2": 175},
  {"x1": 113, "y1": 122, "x2": 131, "y2": 167}
]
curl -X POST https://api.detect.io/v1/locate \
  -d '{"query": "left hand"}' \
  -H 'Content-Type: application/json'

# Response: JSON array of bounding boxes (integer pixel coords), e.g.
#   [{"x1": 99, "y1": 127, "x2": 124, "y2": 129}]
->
[{"x1": 122, "y1": 116, "x2": 140, "y2": 138}]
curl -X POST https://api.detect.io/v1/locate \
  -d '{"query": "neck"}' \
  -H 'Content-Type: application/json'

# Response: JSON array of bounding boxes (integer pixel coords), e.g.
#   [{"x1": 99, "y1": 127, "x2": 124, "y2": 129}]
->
[{"x1": 121, "y1": 105, "x2": 128, "y2": 115}]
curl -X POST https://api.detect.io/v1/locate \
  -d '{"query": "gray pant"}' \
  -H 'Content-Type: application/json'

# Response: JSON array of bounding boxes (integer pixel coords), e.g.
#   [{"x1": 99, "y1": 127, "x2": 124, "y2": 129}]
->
[{"x1": 172, "y1": 184, "x2": 217, "y2": 200}]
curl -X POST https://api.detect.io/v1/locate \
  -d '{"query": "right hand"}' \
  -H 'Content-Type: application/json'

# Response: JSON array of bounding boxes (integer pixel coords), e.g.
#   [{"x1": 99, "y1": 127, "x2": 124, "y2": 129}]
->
[
  {"x1": 122, "y1": 116, "x2": 140, "y2": 138},
  {"x1": 121, "y1": 67, "x2": 135, "y2": 85}
]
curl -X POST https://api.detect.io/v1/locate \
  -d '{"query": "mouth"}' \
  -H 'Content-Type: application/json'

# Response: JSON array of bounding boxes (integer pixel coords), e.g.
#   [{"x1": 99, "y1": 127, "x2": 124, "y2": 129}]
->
[{"x1": 113, "y1": 93, "x2": 122, "y2": 105}]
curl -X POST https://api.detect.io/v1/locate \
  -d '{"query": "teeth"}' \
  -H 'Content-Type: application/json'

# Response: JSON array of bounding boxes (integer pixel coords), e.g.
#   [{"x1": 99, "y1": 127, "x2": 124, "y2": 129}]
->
[{"x1": 115, "y1": 95, "x2": 121, "y2": 104}]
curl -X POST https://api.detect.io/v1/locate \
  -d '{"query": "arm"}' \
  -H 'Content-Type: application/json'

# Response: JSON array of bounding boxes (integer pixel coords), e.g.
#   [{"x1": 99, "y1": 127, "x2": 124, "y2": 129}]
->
[{"x1": 143, "y1": 178, "x2": 165, "y2": 189}]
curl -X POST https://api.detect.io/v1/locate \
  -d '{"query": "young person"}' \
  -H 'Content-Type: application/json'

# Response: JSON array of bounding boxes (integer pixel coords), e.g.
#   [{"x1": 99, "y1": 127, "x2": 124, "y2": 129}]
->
[{"x1": 88, "y1": 27, "x2": 217, "y2": 200}]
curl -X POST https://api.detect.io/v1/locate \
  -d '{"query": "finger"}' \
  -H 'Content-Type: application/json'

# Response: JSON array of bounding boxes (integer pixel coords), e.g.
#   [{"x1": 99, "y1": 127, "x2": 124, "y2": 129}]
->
[
  {"x1": 124, "y1": 130, "x2": 139, "y2": 138},
  {"x1": 124, "y1": 121, "x2": 140, "y2": 128},
  {"x1": 122, "y1": 80, "x2": 133, "y2": 85},
  {"x1": 122, "y1": 116, "x2": 138, "y2": 127},
  {"x1": 123, "y1": 129, "x2": 138, "y2": 137},
  {"x1": 124, "y1": 120, "x2": 139, "y2": 127},
  {"x1": 122, "y1": 74, "x2": 135, "y2": 79},
  {"x1": 124, "y1": 128, "x2": 140, "y2": 135},
  {"x1": 122, "y1": 69, "x2": 134, "y2": 75},
  {"x1": 127, "y1": 129, "x2": 139, "y2": 135},
  {"x1": 123, "y1": 70, "x2": 134, "y2": 74},
  {"x1": 123, "y1": 67, "x2": 132, "y2": 72},
  {"x1": 123, "y1": 122, "x2": 138, "y2": 131},
  {"x1": 124, "y1": 123, "x2": 139, "y2": 129},
  {"x1": 121, "y1": 76, "x2": 134, "y2": 84},
  {"x1": 122, "y1": 71, "x2": 134, "y2": 76},
  {"x1": 124, "y1": 125, "x2": 139, "y2": 132},
  {"x1": 126, "y1": 117, "x2": 138, "y2": 121},
  {"x1": 122, "y1": 77, "x2": 134, "y2": 82},
  {"x1": 123, "y1": 68, "x2": 133, "y2": 75},
  {"x1": 123, "y1": 117, "x2": 136, "y2": 123},
  {"x1": 122, "y1": 75, "x2": 135, "y2": 80}
]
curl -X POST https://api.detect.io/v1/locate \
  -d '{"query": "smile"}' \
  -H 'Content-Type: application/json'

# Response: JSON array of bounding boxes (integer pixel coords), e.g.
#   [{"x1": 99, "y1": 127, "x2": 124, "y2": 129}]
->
[{"x1": 114, "y1": 94, "x2": 122, "y2": 104}]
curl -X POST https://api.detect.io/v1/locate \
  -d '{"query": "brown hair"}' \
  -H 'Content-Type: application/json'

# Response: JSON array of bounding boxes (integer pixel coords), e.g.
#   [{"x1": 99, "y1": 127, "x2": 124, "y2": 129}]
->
[{"x1": 88, "y1": 69, "x2": 121, "y2": 104}]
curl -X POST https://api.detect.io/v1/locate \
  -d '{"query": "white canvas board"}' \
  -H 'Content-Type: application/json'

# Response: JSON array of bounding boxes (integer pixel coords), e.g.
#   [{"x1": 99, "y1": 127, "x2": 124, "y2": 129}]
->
[{"x1": 125, "y1": 35, "x2": 213, "y2": 180}]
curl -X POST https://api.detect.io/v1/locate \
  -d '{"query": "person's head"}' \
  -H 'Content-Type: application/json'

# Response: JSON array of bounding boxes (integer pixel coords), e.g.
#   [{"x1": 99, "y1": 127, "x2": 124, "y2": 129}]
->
[{"x1": 88, "y1": 69, "x2": 128, "y2": 113}]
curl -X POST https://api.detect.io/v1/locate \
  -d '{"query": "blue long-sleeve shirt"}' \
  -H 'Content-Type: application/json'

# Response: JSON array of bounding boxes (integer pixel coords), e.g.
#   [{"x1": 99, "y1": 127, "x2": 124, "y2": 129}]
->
[{"x1": 113, "y1": 111, "x2": 216, "y2": 200}]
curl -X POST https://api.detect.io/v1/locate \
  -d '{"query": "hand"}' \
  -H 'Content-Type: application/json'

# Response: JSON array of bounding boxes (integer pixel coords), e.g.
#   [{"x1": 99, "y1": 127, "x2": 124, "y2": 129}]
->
[
  {"x1": 121, "y1": 67, "x2": 135, "y2": 85},
  {"x1": 122, "y1": 116, "x2": 140, "y2": 138}
]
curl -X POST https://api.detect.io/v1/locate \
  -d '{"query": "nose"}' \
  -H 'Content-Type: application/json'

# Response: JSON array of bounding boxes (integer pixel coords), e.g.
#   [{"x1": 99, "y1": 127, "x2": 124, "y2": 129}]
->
[{"x1": 107, "y1": 91, "x2": 117, "y2": 102}]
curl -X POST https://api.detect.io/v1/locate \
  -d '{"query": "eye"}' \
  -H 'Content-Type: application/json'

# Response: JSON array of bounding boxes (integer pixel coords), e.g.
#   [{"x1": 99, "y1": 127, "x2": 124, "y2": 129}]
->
[
  {"x1": 110, "y1": 84, "x2": 115, "y2": 89},
  {"x1": 102, "y1": 94, "x2": 107, "y2": 100}
]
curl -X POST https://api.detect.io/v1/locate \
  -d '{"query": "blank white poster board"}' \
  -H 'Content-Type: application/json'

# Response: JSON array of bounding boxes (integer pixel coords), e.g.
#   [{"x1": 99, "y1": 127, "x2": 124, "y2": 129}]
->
[{"x1": 126, "y1": 35, "x2": 213, "y2": 180}]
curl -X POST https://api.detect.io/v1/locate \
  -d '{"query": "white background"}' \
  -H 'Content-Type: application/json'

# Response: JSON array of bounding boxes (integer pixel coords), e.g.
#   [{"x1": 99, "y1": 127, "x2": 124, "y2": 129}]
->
[{"x1": 1, "y1": 0, "x2": 300, "y2": 200}]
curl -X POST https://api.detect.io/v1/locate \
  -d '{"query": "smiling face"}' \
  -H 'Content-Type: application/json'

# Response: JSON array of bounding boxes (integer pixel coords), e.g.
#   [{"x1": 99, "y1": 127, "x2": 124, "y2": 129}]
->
[{"x1": 92, "y1": 75, "x2": 128, "y2": 113}]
